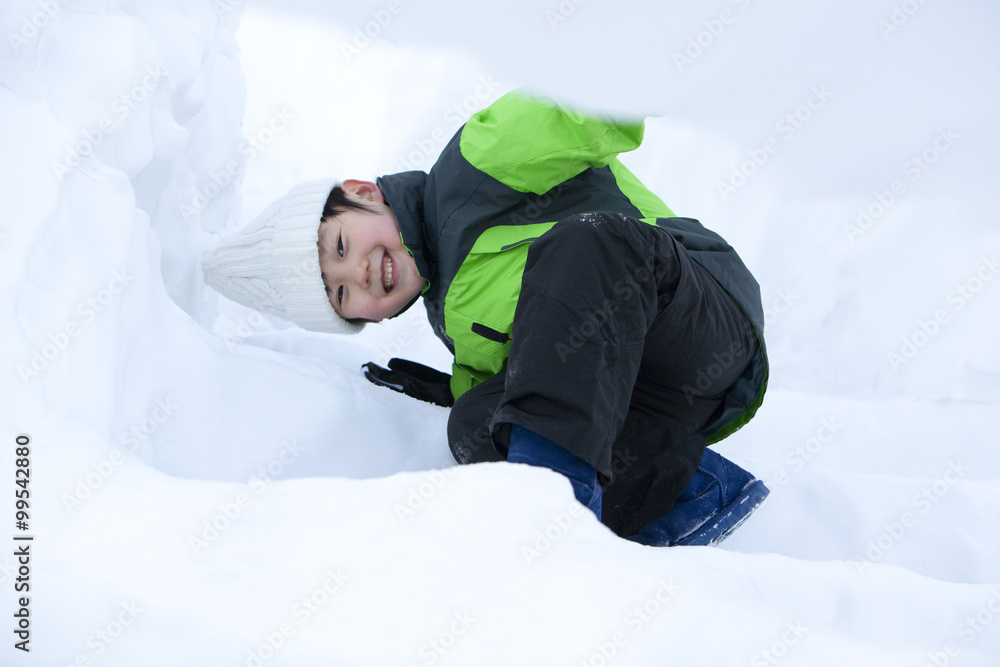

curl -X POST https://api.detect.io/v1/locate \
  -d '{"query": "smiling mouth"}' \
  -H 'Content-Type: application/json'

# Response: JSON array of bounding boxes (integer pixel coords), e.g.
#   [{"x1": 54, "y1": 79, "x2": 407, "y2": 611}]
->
[{"x1": 382, "y1": 251, "x2": 395, "y2": 293}]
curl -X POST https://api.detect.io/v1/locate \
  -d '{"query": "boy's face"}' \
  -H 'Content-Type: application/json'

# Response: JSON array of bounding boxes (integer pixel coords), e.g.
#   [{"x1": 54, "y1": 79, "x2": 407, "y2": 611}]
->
[{"x1": 317, "y1": 179, "x2": 425, "y2": 323}]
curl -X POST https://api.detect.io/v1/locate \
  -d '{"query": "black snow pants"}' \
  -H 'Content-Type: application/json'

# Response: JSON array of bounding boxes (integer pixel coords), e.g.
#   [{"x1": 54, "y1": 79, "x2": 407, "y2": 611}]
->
[{"x1": 447, "y1": 212, "x2": 759, "y2": 537}]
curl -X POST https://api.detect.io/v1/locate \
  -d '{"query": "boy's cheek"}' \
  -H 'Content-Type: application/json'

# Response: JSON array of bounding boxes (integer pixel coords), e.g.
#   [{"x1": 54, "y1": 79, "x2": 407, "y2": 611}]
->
[{"x1": 369, "y1": 299, "x2": 395, "y2": 323}]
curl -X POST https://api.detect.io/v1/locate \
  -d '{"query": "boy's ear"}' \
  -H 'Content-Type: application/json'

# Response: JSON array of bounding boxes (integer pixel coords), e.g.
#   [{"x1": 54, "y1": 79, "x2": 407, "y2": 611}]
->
[{"x1": 341, "y1": 179, "x2": 383, "y2": 203}]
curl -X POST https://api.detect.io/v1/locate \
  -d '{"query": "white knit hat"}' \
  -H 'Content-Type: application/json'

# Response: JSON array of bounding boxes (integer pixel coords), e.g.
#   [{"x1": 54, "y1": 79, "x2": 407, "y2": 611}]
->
[{"x1": 201, "y1": 179, "x2": 364, "y2": 334}]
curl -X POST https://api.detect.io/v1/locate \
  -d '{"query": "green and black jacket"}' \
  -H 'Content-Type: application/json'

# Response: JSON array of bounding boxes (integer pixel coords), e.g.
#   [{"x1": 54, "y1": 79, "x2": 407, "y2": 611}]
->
[{"x1": 377, "y1": 91, "x2": 767, "y2": 445}]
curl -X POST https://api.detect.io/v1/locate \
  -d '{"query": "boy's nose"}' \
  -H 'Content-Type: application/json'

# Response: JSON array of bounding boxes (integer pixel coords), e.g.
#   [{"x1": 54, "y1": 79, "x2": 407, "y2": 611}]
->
[{"x1": 355, "y1": 257, "x2": 370, "y2": 287}]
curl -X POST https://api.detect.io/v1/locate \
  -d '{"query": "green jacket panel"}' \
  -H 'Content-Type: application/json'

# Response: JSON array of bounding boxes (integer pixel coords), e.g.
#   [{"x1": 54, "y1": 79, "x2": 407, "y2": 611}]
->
[
  {"x1": 459, "y1": 91, "x2": 645, "y2": 195},
  {"x1": 445, "y1": 221, "x2": 558, "y2": 398}
]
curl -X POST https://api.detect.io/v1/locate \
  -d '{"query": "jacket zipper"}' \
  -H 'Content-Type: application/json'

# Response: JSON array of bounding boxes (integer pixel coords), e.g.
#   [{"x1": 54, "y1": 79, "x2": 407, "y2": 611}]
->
[
  {"x1": 471, "y1": 323, "x2": 511, "y2": 344},
  {"x1": 499, "y1": 237, "x2": 539, "y2": 252}
]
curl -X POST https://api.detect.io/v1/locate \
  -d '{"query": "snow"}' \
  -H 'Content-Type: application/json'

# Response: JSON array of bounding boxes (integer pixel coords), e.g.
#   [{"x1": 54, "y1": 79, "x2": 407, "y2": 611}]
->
[{"x1": 1, "y1": 0, "x2": 998, "y2": 665}]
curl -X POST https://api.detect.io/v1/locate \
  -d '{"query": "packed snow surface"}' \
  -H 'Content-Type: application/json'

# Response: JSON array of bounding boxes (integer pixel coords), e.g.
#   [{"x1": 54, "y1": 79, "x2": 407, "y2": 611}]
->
[{"x1": 1, "y1": 0, "x2": 998, "y2": 665}]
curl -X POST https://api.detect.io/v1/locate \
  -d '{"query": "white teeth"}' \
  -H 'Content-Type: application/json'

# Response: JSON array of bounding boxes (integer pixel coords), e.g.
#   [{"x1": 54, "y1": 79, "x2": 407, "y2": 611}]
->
[{"x1": 383, "y1": 254, "x2": 394, "y2": 292}]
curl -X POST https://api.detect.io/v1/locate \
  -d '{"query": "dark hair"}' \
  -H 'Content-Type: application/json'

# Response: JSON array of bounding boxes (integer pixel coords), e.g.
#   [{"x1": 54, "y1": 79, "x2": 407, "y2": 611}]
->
[{"x1": 322, "y1": 184, "x2": 378, "y2": 220}]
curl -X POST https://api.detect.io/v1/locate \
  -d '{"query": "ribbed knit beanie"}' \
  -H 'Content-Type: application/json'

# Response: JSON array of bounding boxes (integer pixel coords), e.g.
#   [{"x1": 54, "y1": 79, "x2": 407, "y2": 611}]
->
[{"x1": 201, "y1": 179, "x2": 364, "y2": 334}]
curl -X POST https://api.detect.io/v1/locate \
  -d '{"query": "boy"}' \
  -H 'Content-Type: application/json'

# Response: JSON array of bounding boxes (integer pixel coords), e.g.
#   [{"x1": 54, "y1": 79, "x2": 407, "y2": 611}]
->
[{"x1": 202, "y1": 90, "x2": 769, "y2": 546}]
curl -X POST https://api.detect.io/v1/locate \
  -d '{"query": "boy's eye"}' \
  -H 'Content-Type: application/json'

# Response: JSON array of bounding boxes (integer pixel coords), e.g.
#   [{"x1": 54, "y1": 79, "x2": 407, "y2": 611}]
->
[
  {"x1": 337, "y1": 234, "x2": 344, "y2": 257},
  {"x1": 337, "y1": 285, "x2": 344, "y2": 305}
]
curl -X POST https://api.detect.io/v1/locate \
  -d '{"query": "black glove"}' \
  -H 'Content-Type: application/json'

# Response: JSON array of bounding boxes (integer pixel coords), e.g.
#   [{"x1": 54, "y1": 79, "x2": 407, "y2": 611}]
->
[{"x1": 362, "y1": 358, "x2": 454, "y2": 408}]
